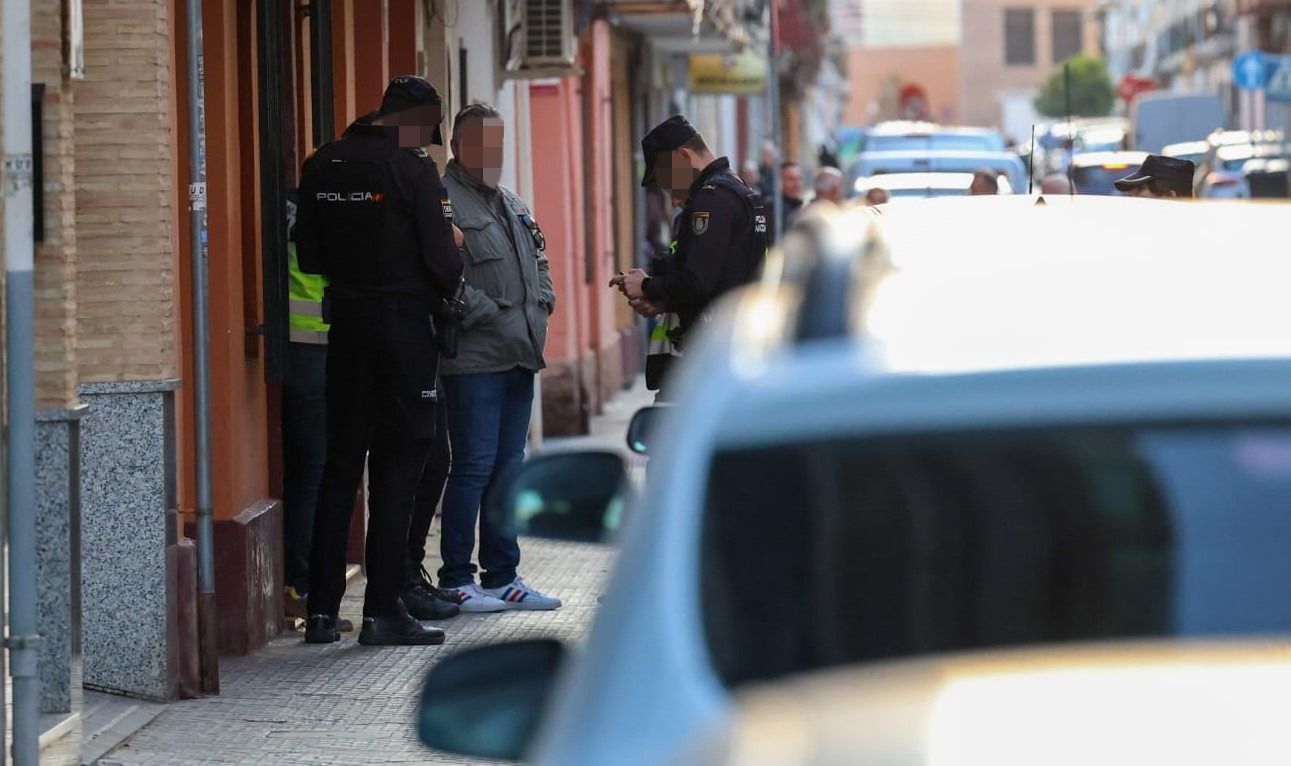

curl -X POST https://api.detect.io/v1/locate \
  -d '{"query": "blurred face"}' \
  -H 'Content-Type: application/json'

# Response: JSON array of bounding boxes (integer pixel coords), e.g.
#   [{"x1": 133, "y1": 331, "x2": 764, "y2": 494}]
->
[
  {"x1": 383, "y1": 104, "x2": 442, "y2": 148},
  {"x1": 453, "y1": 116, "x2": 505, "y2": 188},
  {"x1": 782, "y1": 165, "x2": 805, "y2": 200},
  {"x1": 740, "y1": 160, "x2": 761, "y2": 187},
  {"x1": 653, "y1": 148, "x2": 704, "y2": 200},
  {"x1": 1128, "y1": 182, "x2": 1179, "y2": 199}
]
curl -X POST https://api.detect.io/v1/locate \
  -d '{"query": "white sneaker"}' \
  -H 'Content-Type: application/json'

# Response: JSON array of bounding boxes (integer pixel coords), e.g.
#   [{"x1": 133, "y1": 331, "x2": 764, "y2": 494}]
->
[
  {"x1": 483, "y1": 577, "x2": 562, "y2": 611},
  {"x1": 445, "y1": 583, "x2": 507, "y2": 613}
]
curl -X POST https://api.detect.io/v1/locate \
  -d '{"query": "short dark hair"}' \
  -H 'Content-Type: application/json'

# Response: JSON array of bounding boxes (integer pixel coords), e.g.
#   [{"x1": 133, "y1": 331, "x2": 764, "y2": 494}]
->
[
  {"x1": 451, "y1": 102, "x2": 502, "y2": 143},
  {"x1": 683, "y1": 133, "x2": 709, "y2": 153},
  {"x1": 781, "y1": 161, "x2": 800, "y2": 171},
  {"x1": 1149, "y1": 177, "x2": 1191, "y2": 198}
]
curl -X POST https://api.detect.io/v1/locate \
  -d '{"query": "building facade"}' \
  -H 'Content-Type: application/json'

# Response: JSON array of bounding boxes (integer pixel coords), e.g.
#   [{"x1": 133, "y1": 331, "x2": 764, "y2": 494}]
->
[{"x1": 960, "y1": 0, "x2": 1101, "y2": 129}]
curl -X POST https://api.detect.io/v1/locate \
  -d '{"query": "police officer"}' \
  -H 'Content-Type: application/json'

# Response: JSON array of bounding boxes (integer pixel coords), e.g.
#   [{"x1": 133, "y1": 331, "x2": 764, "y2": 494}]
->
[
  {"x1": 296, "y1": 76, "x2": 463, "y2": 646},
  {"x1": 612, "y1": 115, "x2": 767, "y2": 393}
]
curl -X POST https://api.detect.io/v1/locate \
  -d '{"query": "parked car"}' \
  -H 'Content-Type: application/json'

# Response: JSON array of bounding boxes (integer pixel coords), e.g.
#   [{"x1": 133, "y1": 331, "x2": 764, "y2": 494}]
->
[
  {"x1": 1161, "y1": 139, "x2": 1210, "y2": 167},
  {"x1": 1195, "y1": 144, "x2": 1260, "y2": 198},
  {"x1": 857, "y1": 121, "x2": 1005, "y2": 154},
  {"x1": 846, "y1": 150, "x2": 1027, "y2": 197},
  {"x1": 854, "y1": 171, "x2": 1015, "y2": 199},
  {"x1": 417, "y1": 196, "x2": 1291, "y2": 766},
  {"x1": 1069, "y1": 151, "x2": 1148, "y2": 195},
  {"x1": 1131, "y1": 91, "x2": 1226, "y2": 153},
  {"x1": 1243, "y1": 156, "x2": 1291, "y2": 198}
]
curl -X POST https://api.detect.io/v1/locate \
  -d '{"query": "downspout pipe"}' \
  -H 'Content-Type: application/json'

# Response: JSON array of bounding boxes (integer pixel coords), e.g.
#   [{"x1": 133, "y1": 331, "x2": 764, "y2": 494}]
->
[
  {"x1": 767, "y1": 0, "x2": 783, "y2": 240},
  {"x1": 184, "y1": 0, "x2": 220, "y2": 693},
  {"x1": 2, "y1": 0, "x2": 41, "y2": 761}
]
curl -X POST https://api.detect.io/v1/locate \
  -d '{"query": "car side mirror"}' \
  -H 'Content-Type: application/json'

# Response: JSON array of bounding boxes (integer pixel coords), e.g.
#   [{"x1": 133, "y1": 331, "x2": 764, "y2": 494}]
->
[
  {"x1": 418, "y1": 639, "x2": 566, "y2": 760},
  {"x1": 487, "y1": 451, "x2": 628, "y2": 543},
  {"x1": 626, "y1": 405, "x2": 671, "y2": 456}
]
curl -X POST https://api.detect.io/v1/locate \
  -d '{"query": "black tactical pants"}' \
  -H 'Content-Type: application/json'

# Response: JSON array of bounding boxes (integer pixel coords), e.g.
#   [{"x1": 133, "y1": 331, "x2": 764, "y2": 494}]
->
[{"x1": 307, "y1": 297, "x2": 440, "y2": 619}]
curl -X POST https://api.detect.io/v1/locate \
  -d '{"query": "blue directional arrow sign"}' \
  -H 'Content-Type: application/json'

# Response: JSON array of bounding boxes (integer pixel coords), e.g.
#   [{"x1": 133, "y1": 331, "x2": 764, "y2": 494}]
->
[
  {"x1": 1265, "y1": 55, "x2": 1291, "y2": 101},
  {"x1": 1235, "y1": 51, "x2": 1267, "y2": 91}
]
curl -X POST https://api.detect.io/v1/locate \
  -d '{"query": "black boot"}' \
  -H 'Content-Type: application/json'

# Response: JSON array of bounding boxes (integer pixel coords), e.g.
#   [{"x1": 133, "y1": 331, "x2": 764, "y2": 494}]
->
[
  {"x1": 402, "y1": 565, "x2": 461, "y2": 621},
  {"x1": 358, "y1": 603, "x2": 446, "y2": 646},
  {"x1": 304, "y1": 614, "x2": 342, "y2": 644}
]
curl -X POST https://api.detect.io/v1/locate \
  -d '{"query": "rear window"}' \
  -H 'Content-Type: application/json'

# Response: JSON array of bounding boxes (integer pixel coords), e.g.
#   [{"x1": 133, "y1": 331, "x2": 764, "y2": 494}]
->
[
  {"x1": 1072, "y1": 163, "x2": 1138, "y2": 195},
  {"x1": 700, "y1": 424, "x2": 1291, "y2": 688},
  {"x1": 865, "y1": 134, "x2": 1001, "y2": 153}
]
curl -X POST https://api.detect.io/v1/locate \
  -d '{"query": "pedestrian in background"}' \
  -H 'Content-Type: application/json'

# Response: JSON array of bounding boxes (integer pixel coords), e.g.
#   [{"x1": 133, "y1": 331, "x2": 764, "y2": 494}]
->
[
  {"x1": 1114, "y1": 155, "x2": 1195, "y2": 199},
  {"x1": 739, "y1": 159, "x2": 764, "y2": 199},
  {"x1": 810, "y1": 167, "x2": 845, "y2": 208},
  {"x1": 781, "y1": 161, "x2": 806, "y2": 226},
  {"x1": 296, "y1": 76, "x2": 462, "y2": 646},
  {"x1": 864, "y1": 187, "x2": 890, "y2": 206},
  {"x1": 437, "y1": 103, "x2": 561, "y2": 613},
  {"x1": 612, "y1": 115, "x2": 768, "y2": 396},
  {"x1": 970, "y1": 169, "x2": 1000, "y2": 196}
]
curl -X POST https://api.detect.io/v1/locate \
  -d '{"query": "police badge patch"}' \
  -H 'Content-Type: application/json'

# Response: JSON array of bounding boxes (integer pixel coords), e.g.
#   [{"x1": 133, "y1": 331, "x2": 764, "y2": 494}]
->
[{"x1": 691, "y1": 212, "x2": 710, "y2": 236}]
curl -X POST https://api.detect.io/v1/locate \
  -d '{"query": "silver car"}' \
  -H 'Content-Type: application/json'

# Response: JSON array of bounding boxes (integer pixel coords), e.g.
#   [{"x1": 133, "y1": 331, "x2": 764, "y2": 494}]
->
[{"x1": 419, "y1": 197, "x2": 1291, "y2": 766}]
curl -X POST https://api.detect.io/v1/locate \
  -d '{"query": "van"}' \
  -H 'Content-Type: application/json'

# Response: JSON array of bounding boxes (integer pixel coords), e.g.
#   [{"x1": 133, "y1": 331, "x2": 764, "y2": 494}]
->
[{"x1": 1132, "y1": 92, "x2": 1227, "y2": 153}]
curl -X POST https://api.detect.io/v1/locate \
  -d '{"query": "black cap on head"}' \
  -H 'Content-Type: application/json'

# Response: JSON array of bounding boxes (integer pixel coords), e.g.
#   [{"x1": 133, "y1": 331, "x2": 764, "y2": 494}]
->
[
  {"x1": 379, "y1": 75, "x2": 444, "y2": 144},
  {"x1": 641, "y1": 115, "x2": 698, "y2": 187},
  {"x1": 1114, "y1": 154, "x2": 1195, "y2": 196}
]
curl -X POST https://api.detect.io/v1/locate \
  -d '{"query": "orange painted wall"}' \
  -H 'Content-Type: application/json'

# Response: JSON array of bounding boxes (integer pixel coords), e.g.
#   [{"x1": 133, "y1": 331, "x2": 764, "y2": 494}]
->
[
  {"x1": 530, "y1": 80, "x2": 584, "y2": 366},
  {"x1": 844, "y1": 45, "x2": 961, "y2": 125}
]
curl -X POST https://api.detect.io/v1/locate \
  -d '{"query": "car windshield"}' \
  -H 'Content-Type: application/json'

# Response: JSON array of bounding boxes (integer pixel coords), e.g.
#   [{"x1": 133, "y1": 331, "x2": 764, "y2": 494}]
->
[
  {"x1": 1072, "y1": 163, "x2": 1138, "y2": 195},
  {"x1": 865, "y1": 134, "x2": 1000, "y2": 152},
  {"x1": 701, "y1": 424, "x2": 1291, "y2": 688}
]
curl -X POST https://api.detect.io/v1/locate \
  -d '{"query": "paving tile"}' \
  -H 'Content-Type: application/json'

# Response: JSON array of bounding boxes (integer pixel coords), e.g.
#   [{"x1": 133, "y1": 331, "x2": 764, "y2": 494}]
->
[{"x1": 98, "y1": 537, "x2": 614, "y2": 765}]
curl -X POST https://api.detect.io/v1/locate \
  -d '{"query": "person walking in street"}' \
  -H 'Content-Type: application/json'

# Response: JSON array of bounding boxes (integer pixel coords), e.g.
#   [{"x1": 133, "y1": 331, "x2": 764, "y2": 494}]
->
[
  {"x1": 296, "y1": 75, "x2": 463, "y2": 646},
  {"x1": 1113, "y1": 155, "x2": 1195, "y2": 198},
  {"x1": 611, "y1": 115, "x2": 768, "y2": 396},
  {"x1": 437, "y1": 103, "x2": 562, "y2": 613}
]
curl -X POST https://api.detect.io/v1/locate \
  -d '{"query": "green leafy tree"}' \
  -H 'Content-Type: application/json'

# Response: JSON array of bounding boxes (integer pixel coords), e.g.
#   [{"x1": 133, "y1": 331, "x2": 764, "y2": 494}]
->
[{"x1": 1034, "y1": 55, "x2": 1115, "y2": 118}]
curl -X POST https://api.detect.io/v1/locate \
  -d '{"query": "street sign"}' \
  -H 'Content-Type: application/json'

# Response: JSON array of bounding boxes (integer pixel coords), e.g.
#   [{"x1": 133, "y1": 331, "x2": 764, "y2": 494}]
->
[
  {"x1": 1265, "y1": 55, "x2": 1291, "y2": 101},
  {"x1": 1234, "y1": 50, "x2": 1267, "y2": 91}
]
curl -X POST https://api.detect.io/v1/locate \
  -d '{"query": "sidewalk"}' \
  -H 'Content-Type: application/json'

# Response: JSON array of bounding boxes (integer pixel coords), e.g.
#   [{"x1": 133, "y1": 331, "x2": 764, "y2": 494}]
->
[{"x1": 90, "y1": 381, "x2": 648, "y2": 765}]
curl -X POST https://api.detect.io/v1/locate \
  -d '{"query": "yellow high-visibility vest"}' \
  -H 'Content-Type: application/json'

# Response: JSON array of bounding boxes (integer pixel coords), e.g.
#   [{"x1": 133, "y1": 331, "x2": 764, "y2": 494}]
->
[{"x1": 288, "y1": 241, "x2": 329, "y2": 345}]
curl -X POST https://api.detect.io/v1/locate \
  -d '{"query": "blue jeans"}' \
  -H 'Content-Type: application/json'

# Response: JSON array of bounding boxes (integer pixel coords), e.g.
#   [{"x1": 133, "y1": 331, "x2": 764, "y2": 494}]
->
[{"x1": 439, "y1": 368, "x2": 532, "y2": 588}]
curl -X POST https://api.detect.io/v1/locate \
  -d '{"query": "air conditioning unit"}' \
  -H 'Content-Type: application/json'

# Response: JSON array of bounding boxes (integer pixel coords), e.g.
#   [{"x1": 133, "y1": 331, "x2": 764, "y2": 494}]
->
[{"x1": 501, "y1": 0, "x2": 578, "y2": 79}]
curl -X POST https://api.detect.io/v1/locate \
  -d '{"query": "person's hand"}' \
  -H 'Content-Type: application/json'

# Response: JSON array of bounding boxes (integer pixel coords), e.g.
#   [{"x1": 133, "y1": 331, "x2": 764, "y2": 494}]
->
[
  {"x1": 619, "y1": 269, "x2": 649, "y2": 300},
  {"x1": 452, "y1": 224, "x2": 465, "y2": 248},
  {"x1": 629, "y1": 296, "x2": 664, "y2": 317}
]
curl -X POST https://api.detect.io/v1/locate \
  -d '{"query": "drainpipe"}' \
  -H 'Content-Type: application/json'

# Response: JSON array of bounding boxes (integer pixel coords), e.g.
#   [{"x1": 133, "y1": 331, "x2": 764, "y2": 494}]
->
[
  {"x1": 2, "y1": 0, "x2": 41, "y2": 760},
  {"x1": 184, "y1": 0, "x2": 220, "y2": 693},
  {"x1": 768, "y1": 0, "x2": 784, "y2": 239}
]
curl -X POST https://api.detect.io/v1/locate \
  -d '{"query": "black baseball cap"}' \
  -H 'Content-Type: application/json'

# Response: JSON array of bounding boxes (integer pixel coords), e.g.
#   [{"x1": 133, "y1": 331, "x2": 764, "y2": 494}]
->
[
  {"x1": 1114, "y1": 154, "x2": 1196, "y2": 196},
  {"x1": 641, "y1": 115, "x2": 699, "y2": 187},
  {"x1": 379, "y1": 75, "x2": 444, "y2": 144}
]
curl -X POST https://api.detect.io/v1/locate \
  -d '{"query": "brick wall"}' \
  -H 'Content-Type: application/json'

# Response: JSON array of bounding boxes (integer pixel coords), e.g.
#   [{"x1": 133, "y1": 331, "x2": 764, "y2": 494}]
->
[
  {"x1": 33, "y1": 0, "x2": 79, "y2": 409},
  {"x1": 74, "y1": 0, "x2": 178, "y2": 383}
]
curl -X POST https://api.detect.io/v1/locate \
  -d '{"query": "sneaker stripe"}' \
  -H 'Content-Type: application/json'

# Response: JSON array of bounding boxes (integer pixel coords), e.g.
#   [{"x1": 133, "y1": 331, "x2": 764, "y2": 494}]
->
[{"x1": 517, "y1": 591, "x2": 528, "y2": 603}]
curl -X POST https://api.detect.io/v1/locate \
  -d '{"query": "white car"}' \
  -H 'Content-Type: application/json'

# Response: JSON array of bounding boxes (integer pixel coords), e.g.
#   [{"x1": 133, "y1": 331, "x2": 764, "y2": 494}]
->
[
  {"x1": 419, "y1": 196, "x2": 1291, "y2": 766},
  {"x1": 855, "y1": 171, "x2": 1014, "y2": 199}
]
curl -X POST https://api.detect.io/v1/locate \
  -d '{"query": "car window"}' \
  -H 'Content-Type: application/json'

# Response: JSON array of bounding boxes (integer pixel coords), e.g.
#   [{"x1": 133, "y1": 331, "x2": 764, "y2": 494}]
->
[
  {"x1": 700, "y1": 424, "x2": 1291, "y2": 688},
  {"x1": 865, "y1": 135, "x2": 999, "y2": 152},
  {"x1": 1072, "y1": 164, "x2": 1138, "y2": 195}
]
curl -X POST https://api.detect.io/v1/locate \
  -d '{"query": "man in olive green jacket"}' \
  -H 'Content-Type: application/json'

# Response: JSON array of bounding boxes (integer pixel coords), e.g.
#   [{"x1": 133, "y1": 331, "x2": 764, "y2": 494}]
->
[{"x1": 434, "y1": 103, "x2": 560, "y2": 612}]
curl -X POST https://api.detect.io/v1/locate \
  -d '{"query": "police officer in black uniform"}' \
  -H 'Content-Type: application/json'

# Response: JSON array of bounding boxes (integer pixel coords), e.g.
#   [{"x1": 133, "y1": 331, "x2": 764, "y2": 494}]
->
[
  {"x1": 612, "y1": 115, "x2": 767, "y2": 392},
  {"x1": 296, "y1": 76, "x2": 463, "y2": 646}
]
